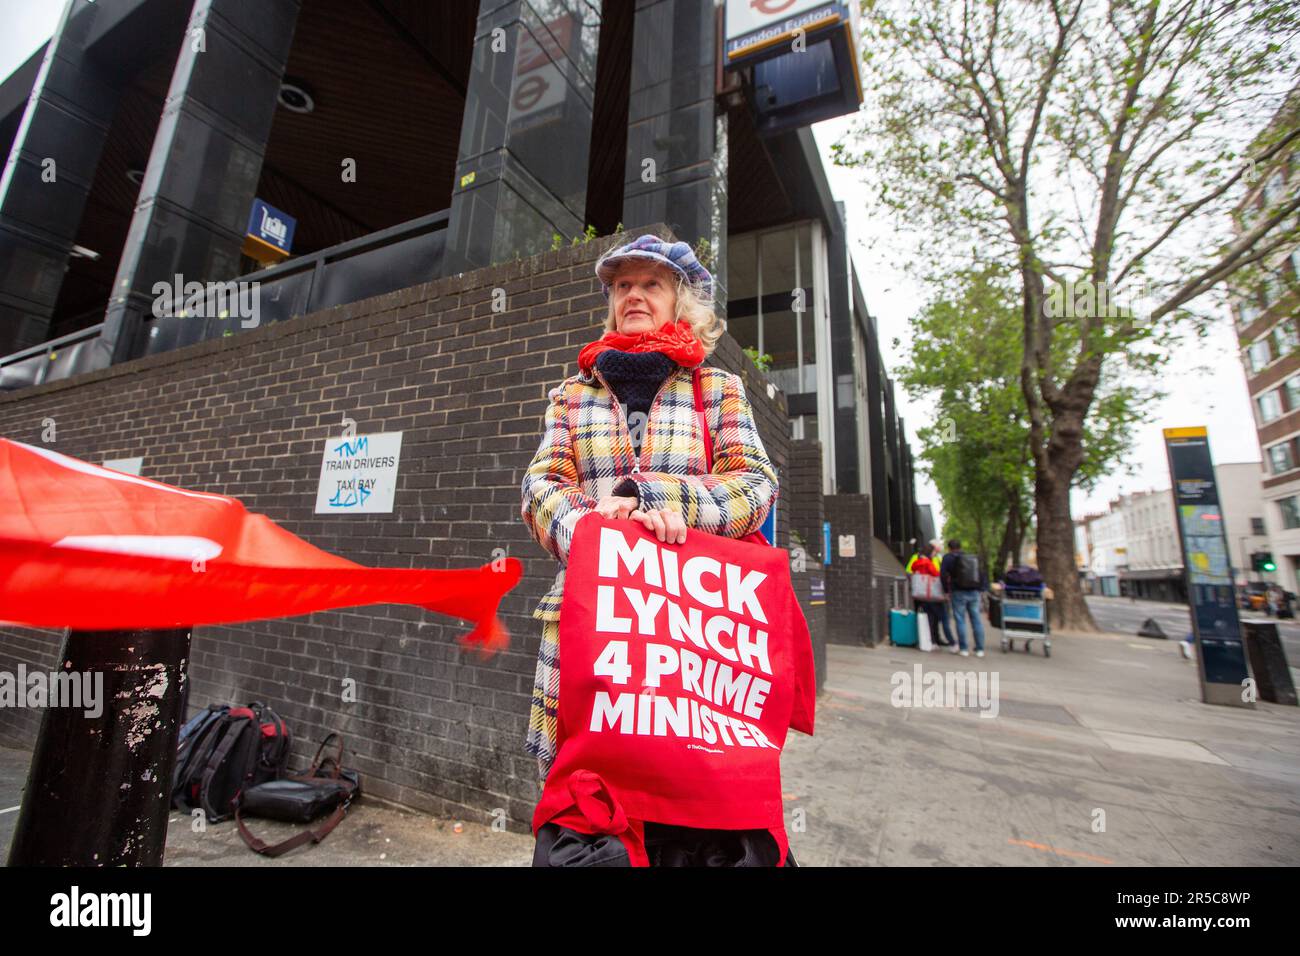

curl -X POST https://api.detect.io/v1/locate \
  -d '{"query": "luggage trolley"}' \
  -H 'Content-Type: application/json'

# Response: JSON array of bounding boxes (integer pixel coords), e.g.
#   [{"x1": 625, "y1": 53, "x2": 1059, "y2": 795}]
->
[{"x1": 998, "y1": 583, "x2": 1051, "y2": 657}]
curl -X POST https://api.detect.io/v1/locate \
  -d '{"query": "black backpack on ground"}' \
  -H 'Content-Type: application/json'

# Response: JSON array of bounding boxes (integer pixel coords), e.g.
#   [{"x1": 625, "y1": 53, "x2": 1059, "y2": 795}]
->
[
  {"x1": 172, "y1": 701, "x2": 291, "y2": 823},
  {"x1": 952, "y1": 552, "x2": 982, "y2": 590}
]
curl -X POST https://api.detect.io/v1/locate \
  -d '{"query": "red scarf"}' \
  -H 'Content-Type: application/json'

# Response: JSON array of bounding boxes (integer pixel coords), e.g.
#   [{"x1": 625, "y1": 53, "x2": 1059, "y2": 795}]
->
[{"x1": 577, "y1": 319, "x2": 705, "y2": 374}]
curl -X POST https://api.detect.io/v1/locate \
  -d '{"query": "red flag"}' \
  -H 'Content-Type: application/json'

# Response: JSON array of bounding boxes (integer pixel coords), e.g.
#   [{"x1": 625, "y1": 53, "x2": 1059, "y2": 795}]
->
[
  {"x1": 532, "y1": 515, "x2": 815, "y2": 864},
  {"x1": 0, "y1": 438, "x2": 521, "y2": 653}
]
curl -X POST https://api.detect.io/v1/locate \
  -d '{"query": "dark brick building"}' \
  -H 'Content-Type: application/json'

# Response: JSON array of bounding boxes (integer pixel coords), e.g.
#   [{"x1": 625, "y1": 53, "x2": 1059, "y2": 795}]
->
[
  {"x1": 0, "y1": 232, "x2": 862, "y2": 828},
  {"x1": 0, "y1": 0, "x2": 922, "y2": 829}
]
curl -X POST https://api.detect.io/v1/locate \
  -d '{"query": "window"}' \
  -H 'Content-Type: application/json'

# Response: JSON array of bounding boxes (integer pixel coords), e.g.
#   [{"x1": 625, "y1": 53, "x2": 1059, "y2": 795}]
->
[
  {"x1": 1252, "y1": 517, "x2": 1267, "y2": 535},
  {"x1": 1263, "y1": 273, "x2": 1284, "y2": 310},
  {"x1": 1276, "y1": 322, "x2": 1300, "y2": 357},
  {"x1": 1238, "y1": 295, "x2": 1262, "y2": 327},
  {"x1": 1258, "y1": 388, "x2": 1283, "y2": 423},
  {"x1": 1268, "y1": 441, "x2": 1295, "y2": 475},
  {"x1": 1279, "y1": 496, "x2": 1300, "y2": 531},
  {"x1": 1248, "y1": 337, "x2": 1273, "y2": 372},
  {"x1": 728, "y1": 234, "x2": 757, "y2": 301},
  {"x1": 1286, "y1": 375, "x2": 1300, "y2": 411},
  {"x1": 728, "y1": 222, "x2": 819, "y2": 399}
]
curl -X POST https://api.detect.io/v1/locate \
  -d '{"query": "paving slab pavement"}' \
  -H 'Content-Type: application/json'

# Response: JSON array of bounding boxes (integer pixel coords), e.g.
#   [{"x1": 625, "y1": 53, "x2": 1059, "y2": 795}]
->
[
  {"x1": 0, "y1": 746, "x2": 534, "y2": 866},
  {"x1": 780, "y1": 626, "x2": 1300, "y2": 866},
  {"x1": 2, "y1": 619, "x2": 1297, "y2": 866}
]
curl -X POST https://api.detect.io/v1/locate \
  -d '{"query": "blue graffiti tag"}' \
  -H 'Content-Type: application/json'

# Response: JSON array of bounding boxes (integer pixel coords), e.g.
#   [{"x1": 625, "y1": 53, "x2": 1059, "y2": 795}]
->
[
  {"x1": 331, "y1": 436, "x2": 370, "y2": 457},
  {"x1": 328, "y1": 484, "x2": 372, "y2": 508}
]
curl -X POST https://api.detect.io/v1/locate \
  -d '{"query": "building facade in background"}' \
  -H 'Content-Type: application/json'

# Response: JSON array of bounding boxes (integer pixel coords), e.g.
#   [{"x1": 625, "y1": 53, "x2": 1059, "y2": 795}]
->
[
  {"x1": 1216, "y1": 461, "x2": 1274, "y2": 588},
  {"x1": 0, "y1": 0, "x2": 929, "y2": 824},
  {"x1": 0, "y1": 0, "x2": 923, "y2": 556},
  {"x1": 1230, "y1": 92, "x2": 1300, "y2": 592},
  {"x1": 1075, "y1": 464, "x2": 1270, "y2": 601}
]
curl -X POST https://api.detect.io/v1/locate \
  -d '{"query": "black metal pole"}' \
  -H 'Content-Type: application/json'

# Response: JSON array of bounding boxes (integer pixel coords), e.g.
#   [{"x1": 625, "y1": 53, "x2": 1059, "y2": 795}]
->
[{"x1": 7, "y1": 627, "x2": 191, "y2": 866}]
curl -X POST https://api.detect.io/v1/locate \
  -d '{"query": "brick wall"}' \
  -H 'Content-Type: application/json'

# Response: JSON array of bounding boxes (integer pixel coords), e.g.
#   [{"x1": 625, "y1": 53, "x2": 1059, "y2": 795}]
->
[
  {"x1": 787, "y1": 439, "x2": 827, "y2": 688},
  {"x1": 823, "y1": 494, "x2": 874, "y2": 646},
  {"x1": 0, "y1": 225, "x2": 811, "y2": 830}
]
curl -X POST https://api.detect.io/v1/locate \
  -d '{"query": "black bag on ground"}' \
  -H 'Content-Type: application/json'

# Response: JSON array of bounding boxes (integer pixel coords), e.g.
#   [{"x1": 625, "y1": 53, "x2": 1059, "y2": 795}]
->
[
  {"x1": 171, "y1": 701, "x2": 291, "y2": 823},
  {"x1": 235, "y1": 733, "x2": 361, "y2": 858},
  {"x1": 952, "y1": 552, "x2": 982, "y2": 590}
]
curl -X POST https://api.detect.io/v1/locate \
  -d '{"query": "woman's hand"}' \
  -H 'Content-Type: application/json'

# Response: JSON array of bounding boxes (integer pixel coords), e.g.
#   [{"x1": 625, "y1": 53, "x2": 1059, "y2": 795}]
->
[
  {"x1": 594, "y1": 495, "x2": 640, "y2": 520},
  {"x1": 630, "y1": 507, "x2": 687, "y2": 544}
]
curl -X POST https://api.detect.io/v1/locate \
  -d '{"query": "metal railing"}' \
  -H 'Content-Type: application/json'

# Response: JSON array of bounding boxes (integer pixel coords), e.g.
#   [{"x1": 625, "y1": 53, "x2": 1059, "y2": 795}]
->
[
  {"x1": 138, "y1": 209, "x2": 449, "y2": 359},
  {"x1": 0, "y1": 323, "x2": 106, "y2": 392},
  {"x1": 1, "y1": 209, "x2": 450, "y2": 391}
]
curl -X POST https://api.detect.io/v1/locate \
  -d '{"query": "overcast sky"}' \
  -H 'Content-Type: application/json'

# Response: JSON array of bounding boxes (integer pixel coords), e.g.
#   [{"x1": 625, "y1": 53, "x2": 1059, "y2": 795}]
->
[
  {"x1": 0, "y1": 1, "x2": 59, "y2": 81},
  {"x1": 2, "y1": 4, "x2": 1261, "y2": 533}
]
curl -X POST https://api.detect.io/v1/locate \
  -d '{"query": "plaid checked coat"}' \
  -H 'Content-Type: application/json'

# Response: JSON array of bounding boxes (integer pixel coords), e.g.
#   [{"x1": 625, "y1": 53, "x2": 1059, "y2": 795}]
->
[{"x1": 519, "y1": 361, "x2": 779, "y2": 775}]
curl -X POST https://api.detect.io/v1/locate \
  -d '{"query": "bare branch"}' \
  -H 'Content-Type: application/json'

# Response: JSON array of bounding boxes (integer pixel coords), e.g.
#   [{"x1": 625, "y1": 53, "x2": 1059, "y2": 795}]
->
[
  {"x1": 1114, "y1": 124, "x2": 1300, "y2": 285},
  {"x1": 1146, "y1": 197, "x2": 1300, "y2": 322}
]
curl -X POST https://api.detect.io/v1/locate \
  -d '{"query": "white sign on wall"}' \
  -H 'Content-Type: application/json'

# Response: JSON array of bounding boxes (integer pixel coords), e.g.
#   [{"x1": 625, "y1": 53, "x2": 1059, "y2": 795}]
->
[
  {"x1": 508, "y1": 13, "x2": 573, "y2": 135},
  {"x1": 724, "y1": 0, "x2": 850, "y2": 64},
  {"x1": 315, "y1": 432, "x2": 403, "y2": 514},
  {"x1": 102, "y1": 457, "x2": 143, "y2": 476},
  {"x1": 838, "y1": 534, "x2": 856, "y2": 558}
]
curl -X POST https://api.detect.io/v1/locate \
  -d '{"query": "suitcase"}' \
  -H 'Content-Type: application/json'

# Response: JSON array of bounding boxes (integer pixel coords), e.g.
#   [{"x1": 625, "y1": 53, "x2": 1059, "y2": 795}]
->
[{"x1": 890, "y1": 609, "x2": 918, "y2": 646}]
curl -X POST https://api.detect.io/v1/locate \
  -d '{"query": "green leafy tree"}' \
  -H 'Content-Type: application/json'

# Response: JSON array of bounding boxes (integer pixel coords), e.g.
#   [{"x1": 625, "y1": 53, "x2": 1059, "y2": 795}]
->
[
  {"x1": 836, "y1": 0, "x2": 1300, "y2": 628},
  {"x1": 902, "y1": 267, "x2": 1032, "y2": 577}
]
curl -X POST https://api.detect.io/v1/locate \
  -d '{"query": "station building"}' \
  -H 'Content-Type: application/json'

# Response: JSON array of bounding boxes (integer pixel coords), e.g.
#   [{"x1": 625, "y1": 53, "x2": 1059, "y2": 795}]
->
[{"x1": 0, "y1": 0, "x2": 923, "y2": 826}]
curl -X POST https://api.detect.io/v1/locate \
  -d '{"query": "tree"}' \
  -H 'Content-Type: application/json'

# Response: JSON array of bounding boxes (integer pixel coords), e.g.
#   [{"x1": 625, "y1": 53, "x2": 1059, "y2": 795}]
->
[
  {"x1": 835, "y1": 0, "x2": 1300, "y2": 628},
  {"x1": 901, "y1": 267, "x2": 1031, "y2": 577},
  {"x1": 900, "y1": 265, "x2": 1145, "y2": 579}
]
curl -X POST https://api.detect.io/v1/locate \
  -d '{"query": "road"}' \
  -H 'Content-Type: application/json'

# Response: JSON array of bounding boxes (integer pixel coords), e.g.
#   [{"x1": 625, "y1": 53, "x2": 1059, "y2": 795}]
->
[{"x1": 1086, "y1": 595, "x2": 1300, "y2": 662}]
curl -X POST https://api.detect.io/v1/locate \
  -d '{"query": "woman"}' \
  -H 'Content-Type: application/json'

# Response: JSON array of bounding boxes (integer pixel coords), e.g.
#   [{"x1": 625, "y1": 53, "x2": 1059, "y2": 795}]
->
[
  {"x1": 912, "y1": 543, "x2": 955, "y2": 649},
  {"x1": 519, "y1": 233, "x2": 782, "y2": 866}
]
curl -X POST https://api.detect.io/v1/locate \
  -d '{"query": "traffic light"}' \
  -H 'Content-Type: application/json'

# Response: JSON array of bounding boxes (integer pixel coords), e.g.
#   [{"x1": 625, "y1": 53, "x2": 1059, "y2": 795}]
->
[{"x1": 1253, "y1": 552, "x2": 1277, "y2": 572}]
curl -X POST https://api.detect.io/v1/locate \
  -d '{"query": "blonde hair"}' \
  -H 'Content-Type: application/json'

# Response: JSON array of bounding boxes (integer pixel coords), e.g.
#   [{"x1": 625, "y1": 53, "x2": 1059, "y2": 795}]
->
[{"x1": 603, "y1": 263, "x2": 725, "y2": 356}]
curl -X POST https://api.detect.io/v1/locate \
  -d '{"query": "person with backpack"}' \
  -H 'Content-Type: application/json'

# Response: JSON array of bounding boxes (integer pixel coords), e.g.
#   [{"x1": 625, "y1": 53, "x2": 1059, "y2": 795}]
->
[
  {"x1": 940, "y1": 539, "x2": 987, "y2": 657},
  {"x1": 911, "y1": 543, "x2": 956, "y2": 649}
]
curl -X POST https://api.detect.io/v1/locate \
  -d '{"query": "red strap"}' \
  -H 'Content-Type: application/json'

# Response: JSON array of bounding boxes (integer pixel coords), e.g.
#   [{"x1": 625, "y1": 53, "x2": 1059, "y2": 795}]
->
[
  {"x1": 693, "y1": 366, "x2": 770, "y2": 547},
  {"x1": 692, "y1": 366, "x2": 713, "y2": 473}
]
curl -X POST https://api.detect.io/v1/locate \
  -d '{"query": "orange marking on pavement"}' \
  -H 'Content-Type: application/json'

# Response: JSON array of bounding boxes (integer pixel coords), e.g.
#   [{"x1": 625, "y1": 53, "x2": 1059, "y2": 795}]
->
[
  {"x1": 1008, "y1": 838, "x2": 1113, "y2": 864},
  {"x1": 986, "y1": 723, "x2": 1060, "y2": 743},
  {"x1": 825, "y1": 698, "x2": 868, "y2": 711}
]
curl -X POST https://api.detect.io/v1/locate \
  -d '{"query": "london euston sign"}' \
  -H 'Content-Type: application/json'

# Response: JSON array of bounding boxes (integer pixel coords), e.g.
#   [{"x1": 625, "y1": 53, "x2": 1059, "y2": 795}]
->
[{"x1": 724, "y1": 0, "x2": 855, "y2": 66}]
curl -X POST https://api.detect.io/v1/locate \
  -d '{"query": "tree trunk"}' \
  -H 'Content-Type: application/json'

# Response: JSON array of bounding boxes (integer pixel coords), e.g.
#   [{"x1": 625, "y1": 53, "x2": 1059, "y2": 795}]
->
[
  {"x1": 1011, "y1": 512, "x2": 1026, "y2": 566},
  {"x1": 1036, "y1": 466, "x2": 1097, "y2": 631},
  {"x1": 994, "y1": 488, "x2": 1021, "y2": 580}
]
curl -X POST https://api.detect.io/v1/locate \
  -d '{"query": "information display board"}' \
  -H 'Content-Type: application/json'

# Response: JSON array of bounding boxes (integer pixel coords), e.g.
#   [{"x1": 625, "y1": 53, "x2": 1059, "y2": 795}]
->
[{"x1": 1163, "y1": 426, "x2": 1253, "y2": 707}]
